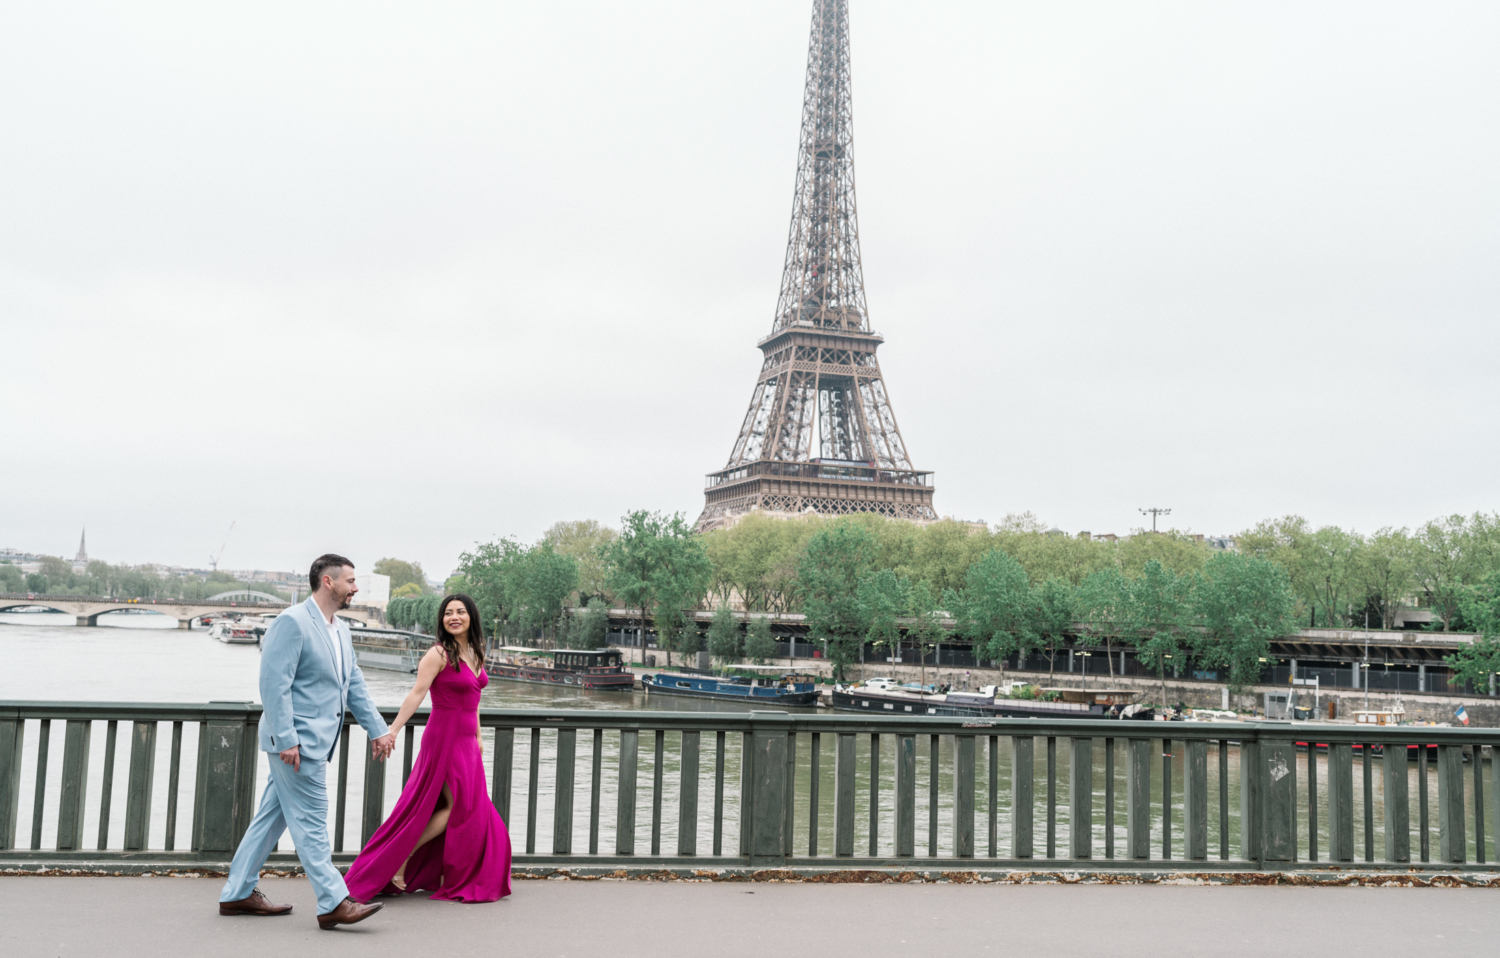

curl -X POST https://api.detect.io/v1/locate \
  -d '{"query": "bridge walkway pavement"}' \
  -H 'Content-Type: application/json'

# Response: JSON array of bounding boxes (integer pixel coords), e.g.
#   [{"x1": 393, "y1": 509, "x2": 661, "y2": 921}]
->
[{"x1": 2, "y1": 876, "x2": 1498, "y2": 958}]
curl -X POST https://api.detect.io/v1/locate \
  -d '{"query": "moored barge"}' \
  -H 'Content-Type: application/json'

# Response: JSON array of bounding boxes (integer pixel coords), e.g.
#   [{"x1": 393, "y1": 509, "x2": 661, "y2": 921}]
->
[
  {"x1": 830, "y1": 684, "x2": 1139, "y2": 720},
  {"x1": 486, "y1": 646, "x2": 635, "y2": 691},
  {"x1": 642, "y1": 667, "x2": 820, "y2": 706}
]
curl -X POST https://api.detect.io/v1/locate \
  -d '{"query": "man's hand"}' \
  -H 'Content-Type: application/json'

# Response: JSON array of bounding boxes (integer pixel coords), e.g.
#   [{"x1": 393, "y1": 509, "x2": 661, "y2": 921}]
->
[
  {"x1": 371, "y1": 733, "x2": 396, "y2": 762},
  {"x1": 279, "y1": 745, "x2": 301, "y2": 773}
]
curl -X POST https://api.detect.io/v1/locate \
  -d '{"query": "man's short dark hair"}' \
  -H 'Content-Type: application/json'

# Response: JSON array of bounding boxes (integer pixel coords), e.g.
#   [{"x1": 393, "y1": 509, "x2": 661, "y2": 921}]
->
[{"x1": 309, "y1": 554, "x2": 354, "y2": 593}]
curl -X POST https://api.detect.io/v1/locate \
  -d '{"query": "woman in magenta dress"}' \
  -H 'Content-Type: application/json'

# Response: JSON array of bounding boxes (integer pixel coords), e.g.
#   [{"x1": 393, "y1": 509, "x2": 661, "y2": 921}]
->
[{"x1": 344, "y1": 593, "x2": 511, "y2": 903}]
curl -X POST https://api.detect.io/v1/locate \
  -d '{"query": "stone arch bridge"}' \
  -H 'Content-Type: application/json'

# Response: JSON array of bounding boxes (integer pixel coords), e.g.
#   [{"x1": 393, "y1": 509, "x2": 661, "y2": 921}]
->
[{"x1": 0, "y1": 593, "x2": 380, "y2": 629}]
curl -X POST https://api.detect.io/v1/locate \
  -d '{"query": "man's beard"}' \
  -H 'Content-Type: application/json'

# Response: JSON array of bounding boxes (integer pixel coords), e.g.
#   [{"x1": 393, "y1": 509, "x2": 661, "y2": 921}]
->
[{"x1": 339, "y1": 591, "x2": 353, "y2": 610}]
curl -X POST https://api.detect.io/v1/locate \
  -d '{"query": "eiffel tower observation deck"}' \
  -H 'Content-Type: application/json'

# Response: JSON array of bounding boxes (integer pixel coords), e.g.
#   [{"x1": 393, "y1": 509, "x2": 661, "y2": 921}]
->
[{"x1": 698, "y1": 0, "x2": 937, "y2": 532}]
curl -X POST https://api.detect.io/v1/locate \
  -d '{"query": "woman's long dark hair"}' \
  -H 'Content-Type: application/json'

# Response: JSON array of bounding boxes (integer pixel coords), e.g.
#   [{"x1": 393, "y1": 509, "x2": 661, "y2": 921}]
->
[{"x1": 434, "y1": 593, "x2": 485, "y2": 671}]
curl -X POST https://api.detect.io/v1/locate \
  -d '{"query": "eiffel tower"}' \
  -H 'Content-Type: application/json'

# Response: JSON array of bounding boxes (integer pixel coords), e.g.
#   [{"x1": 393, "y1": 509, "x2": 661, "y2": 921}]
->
[{"x1": 697, "y1": 0, "x2": 936, "y2": 532}]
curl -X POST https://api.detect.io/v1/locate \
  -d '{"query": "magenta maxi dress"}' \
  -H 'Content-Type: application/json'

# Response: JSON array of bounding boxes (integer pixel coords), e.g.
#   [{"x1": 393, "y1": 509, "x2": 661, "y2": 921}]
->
[{"x1": 344, "y1": 661, "x2": 512, "y2": 903}]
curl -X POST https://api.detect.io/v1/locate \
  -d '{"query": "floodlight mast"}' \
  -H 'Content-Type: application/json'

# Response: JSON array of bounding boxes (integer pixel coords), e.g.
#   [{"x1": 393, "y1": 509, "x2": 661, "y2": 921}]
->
[{"x1": 1138, "y1": 508, "x2": 1172, "y2": 533}]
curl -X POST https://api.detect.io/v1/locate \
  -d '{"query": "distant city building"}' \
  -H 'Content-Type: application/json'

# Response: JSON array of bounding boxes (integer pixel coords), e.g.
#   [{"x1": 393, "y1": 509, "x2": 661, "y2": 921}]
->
[
  {"x1": 72, "y1": 529, "x2": 88, "y2": 573},
  {"x1": 354, "y1": 573, "x2": 390, "y2": 609}
]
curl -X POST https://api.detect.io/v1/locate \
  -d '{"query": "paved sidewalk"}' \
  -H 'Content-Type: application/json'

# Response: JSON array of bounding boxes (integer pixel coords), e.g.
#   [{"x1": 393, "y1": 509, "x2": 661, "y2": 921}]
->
[{"x1": 2, "y1": 875, "x2": 1498, "y2": 958}]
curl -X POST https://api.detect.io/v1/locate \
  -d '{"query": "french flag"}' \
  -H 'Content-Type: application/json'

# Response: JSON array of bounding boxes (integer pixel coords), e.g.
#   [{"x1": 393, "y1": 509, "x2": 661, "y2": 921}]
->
[{"x1": 1456, "y1": 705, "x2": 1470, "y2": 726}]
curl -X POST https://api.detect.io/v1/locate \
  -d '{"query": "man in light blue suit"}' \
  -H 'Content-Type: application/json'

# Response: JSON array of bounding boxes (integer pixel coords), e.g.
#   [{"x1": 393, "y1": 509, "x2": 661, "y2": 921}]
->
[{"x1": 219, "y1": 554, "x2": 396, "y2": 930}]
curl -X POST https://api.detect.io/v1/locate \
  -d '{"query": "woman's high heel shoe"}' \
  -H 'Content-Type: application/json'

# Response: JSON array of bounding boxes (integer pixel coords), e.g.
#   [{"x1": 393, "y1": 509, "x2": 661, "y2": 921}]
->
[{"x1": 391, "y1": 872, "x2": 407, "y2": 892}]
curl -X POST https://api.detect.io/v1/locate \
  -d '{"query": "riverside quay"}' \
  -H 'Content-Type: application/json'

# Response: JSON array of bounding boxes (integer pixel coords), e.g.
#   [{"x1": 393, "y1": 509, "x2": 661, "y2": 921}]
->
[{"x1": 4, "y1": 701, "x2": 1500, "y2": 880}]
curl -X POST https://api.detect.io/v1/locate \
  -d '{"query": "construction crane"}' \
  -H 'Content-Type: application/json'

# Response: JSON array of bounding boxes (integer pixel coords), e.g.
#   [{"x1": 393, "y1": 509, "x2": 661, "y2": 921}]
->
[{"x1": 209, "y1": 521, "x2": 236, "y2": 571}]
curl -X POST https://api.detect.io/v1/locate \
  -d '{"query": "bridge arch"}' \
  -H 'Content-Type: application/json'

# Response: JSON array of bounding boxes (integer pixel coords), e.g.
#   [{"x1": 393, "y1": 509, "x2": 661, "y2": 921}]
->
[{"x1": 206, "y1": 590, "x2": 287, "y2": 605}]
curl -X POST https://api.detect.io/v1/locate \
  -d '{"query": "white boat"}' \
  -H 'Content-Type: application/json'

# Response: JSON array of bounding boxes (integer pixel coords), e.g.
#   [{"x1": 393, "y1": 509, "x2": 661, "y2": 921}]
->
[{"x1": 209, "y1": 616, "x2": 267, "y2": 645}]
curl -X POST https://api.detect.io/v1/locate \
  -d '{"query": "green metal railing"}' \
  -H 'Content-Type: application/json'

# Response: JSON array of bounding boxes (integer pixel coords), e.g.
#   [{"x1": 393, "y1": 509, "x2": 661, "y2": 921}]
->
[{"x1": 3, "y1": 701, "x2": 1499, "y2": 872}]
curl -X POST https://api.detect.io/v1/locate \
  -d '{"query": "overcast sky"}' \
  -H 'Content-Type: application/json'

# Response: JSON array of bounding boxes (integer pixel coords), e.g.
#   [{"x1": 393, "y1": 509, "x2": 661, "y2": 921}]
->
[{"x1": 2, "y1": 2, "x2": 1496, "y2": 578}]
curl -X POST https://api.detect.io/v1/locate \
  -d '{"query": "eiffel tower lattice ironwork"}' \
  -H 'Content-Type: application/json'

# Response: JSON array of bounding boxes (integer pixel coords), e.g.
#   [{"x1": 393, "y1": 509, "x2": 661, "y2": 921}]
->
[{"x1": 697, "y1": 0, "x2": 937, "y2": 532}]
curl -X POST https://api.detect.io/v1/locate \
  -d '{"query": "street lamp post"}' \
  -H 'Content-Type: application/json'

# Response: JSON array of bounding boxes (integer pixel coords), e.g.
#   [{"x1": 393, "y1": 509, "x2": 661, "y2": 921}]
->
[{"x1": 1077, "y1": 651, "x2": 1091, "y2": 692}]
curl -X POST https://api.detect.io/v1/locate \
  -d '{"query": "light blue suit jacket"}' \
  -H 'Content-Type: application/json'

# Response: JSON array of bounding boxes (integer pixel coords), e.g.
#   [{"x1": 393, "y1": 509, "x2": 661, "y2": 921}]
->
[{"x1": 258, "y1": 597, "x2": 388, "y2": 761}]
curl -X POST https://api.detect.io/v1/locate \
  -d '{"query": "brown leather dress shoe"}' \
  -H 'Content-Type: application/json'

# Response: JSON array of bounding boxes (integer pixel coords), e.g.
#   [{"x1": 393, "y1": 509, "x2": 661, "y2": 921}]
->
[
  {"x1": 317, "y1": 897, "x2": 383, "y2": 930},
  {"x1": 219, "y1": 888, "x2": 293, "y2": 916}
]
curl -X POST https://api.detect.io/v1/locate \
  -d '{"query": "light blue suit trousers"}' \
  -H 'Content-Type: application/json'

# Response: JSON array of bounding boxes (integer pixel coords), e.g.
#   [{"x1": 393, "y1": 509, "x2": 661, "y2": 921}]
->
[{"x1": 220, "y1": 756, "x2": 346, "y2": 913}]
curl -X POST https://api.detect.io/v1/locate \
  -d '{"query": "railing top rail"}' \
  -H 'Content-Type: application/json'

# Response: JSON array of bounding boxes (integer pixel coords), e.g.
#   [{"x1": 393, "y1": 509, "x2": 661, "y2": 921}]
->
[{"x1": 4, "y1": 700, "x2": 1500, "y2": 744}]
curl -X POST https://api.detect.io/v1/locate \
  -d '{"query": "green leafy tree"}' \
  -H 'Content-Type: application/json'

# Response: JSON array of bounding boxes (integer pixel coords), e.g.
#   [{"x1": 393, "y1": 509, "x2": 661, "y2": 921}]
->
[
  {"x1": 1033, "y1": 577, "x2": 1076, "y2": 681},
  {"x1": 541, "y1": 519, "x2": 618, "y2": 602},
  {"x1": 602, "y1": 511, "x2": 711, "y2": 665},
  {"x1": 373, "y1": 558, "x2": 429, "y2": 594},
  {"x1": 574, "y1": 598, "x2": 610, "y2": 650},
  {"x1": 1445, "y1": 569, "x2": 1500, "y2": 689},
  {"x1": 1190, "y1": 551, "x2": 1298, "y2": 693},
  {"x1": 856, "y1": 568, "x2": 909, "y2": 666},
  {"x1": 1125, "y1": 560, "x2": 1191, "y2": 707},
  {"x1": 905, "y1": 580, "x2": 946, "y2": 689},
  {"x1": 454, "y1": 538, "x2": 526, "y2": 639},
  {"x1": 951, "y1": 549, "x2": 1037, "y2": 679},
  {"x1": 1301, "y1": 526, "x2": 1362, "y2": 627},
  {"x1": 391, "y1": 582, "x2": 423, "y2": 599},
  {"x1": 707, "y1": 603, "x2": 743, "y2": 664},
  {"x1": 514, "y1": 544, "x2": 580, "y2": 644},
  {"x1": 1412, "y1": 513, "x2": 1500, "y2": 630},
  {"x1": 1076, "y1": 566, "x2": 1130, "y2": 679},
  {"x1": 1353, "y1": 527, "x2": 1416, "y2": 629},
  {"x1": 797, "y1": 520, "x2": 878, "y2": 680},
  {"x1": 703, "y1": 513, "x2": 818, "y2": 613},
  {"x1": 745, "y1": 615, "x2": 778, "y2": 664}
]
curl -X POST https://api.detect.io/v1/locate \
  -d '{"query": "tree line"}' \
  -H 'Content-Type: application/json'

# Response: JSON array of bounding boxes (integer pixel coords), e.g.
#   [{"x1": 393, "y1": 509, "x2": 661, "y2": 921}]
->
[
  {"x1": 377, "y1": 508, "x2": 1500, "y2": 695},
  {"x1": 0, "y1": 557, "x2": 291, "y2": 603}
]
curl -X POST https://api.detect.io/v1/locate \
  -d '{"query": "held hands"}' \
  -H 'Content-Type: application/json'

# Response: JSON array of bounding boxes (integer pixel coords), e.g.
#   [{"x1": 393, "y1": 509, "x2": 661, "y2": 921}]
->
[{"x1": 371, "y1": 733, "x2": 397, "y2": 762}]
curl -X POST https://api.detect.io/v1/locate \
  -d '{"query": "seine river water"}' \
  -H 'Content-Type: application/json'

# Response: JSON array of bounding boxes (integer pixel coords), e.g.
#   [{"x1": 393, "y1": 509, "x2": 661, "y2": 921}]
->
[{"x1": 2, "y1": 612, "x2": 1482, "y2": 863}]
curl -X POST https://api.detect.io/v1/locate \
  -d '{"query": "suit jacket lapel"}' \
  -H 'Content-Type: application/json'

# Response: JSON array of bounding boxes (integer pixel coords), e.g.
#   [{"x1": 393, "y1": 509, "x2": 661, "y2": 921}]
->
[
  {"x1": 302, "y1": 598, "x2": 340, "y2": 675},
  {"x1": 336, "y1": 617, "x2": 352, "y2": 689}
]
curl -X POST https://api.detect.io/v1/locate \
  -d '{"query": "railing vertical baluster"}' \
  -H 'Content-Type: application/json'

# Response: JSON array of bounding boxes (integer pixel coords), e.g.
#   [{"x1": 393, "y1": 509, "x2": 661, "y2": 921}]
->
[
  {"x1": 401, "y1": 725, "x2": 414, "y2": 787},
  {"x1": 678, "y1": 730, "x2": 699, "y2": 857},
  {"x1": 615, "y1": 729, "x2": 638, "y2": 855},
  {"x1": 1418, "y1": 743, "x2": 1430, "y2": 862},
  {"x1": 334, "y1": 725, "x2": 350, "y2": 853},
  {"x1": 1105, "y1": 737, "x2": 1115, "y2": 860},
  {"x1": 782, "y1": 730, "x2": 796, "y2": 859},
  {"x1": 738, "y1": 731, "x2": 750, "y2": 857},
  {"x1": 361, "y1": 731, "x2": 387, "y2": 847},
  {"x1": 0, "y1": 716, "x2": 25, "y2": 851},
  {"x1": 1161, "y1": 737, "x2": 1171, "y2": 861},
  {"x1": 1070, "y1": 737, "x2": 1092, "y2": 860},
  {"x1": 1473, "y1": 746, "x2": 1485, "y2": 864},
  {"x1": 987, "y1": 734, "x2": 998, "y2": 859},
  {"x1": 868, "y1": 733, "x2": 881, "y2": 857},
  {"x1": 834, "y1": 733, "x2": 854, "y2": 857},
  {"x1": 1045, "y1": 736, "x2": 1056, "y2": 859},
  {"x1": 55, "y1": 721, "x2": 93, "y2": 851},
  {"x1": 589, "y1": 728, "x2": 603, "y2": 856},
  {"x1": 97, "y1": 720, "x2": 118, "y2": 851},
  {"x1": 1012, "y1": 735, "x2": 1033, "y2": 859},
  {"x1": 526, "y1": 727, "x2": 540, "y2": 855},
  {"x1": 894, "y1": 734, "x2": 915, "y2": 858},
  {"x1": 955, "y1": 734, "x2": 975, "y2": 859},
  {"x1": 1217, "y1": 740, "x2": 1228, "y2": 861},
  {"x1": 1383, "y1": 740, "x2": 1409, "y2": 863},
  {"x1": 928, "y1": 734, "x2": 939, "y2": 857},
  {"x1": 1490, "y1": 746, "x2": 1499, "y2": 864},
  {"x1": 491, "y1": 727, "x2": 514, "y2": 825},
  {"x1": 1306, "y1": 735, "x2": 1318, "y2": 862},
  {"x1": 651, "y1": 729, "x2": 664, "y2": 857},
  {"x1": 1328, "y1": 742, "x2": 1354, "y2": 863},
  {"x1": 1437, "y1": 744, "x2": 1466, "y2": 863},
  {"x1": 712, "y1": 730, "x2": 725, "y2": 857},
  {"x1": 554, "y1": 728, "x2": 576, "y2": 855},
  {"x1": 163, "y1": 721, "x2": 182, "y2": 852},
  {"x1": 1362, "y1": 744, "x2": 1374, "y2": 862},
  {"x1": 1183, "y1": 738, "x2": 1206, "y2": 862},
  {"x1": 123, "y1": 721, "x2": 155, "y2": 852},
  {"x1": 808, "y1": 732, "x2": 820, "y2": 856},
  {"x1": 30, "y1": 719, "x2": 50, "y2": 850},
  {"x1": 1126, "y1": 736, "x2": 1150, "y2": 860}
]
